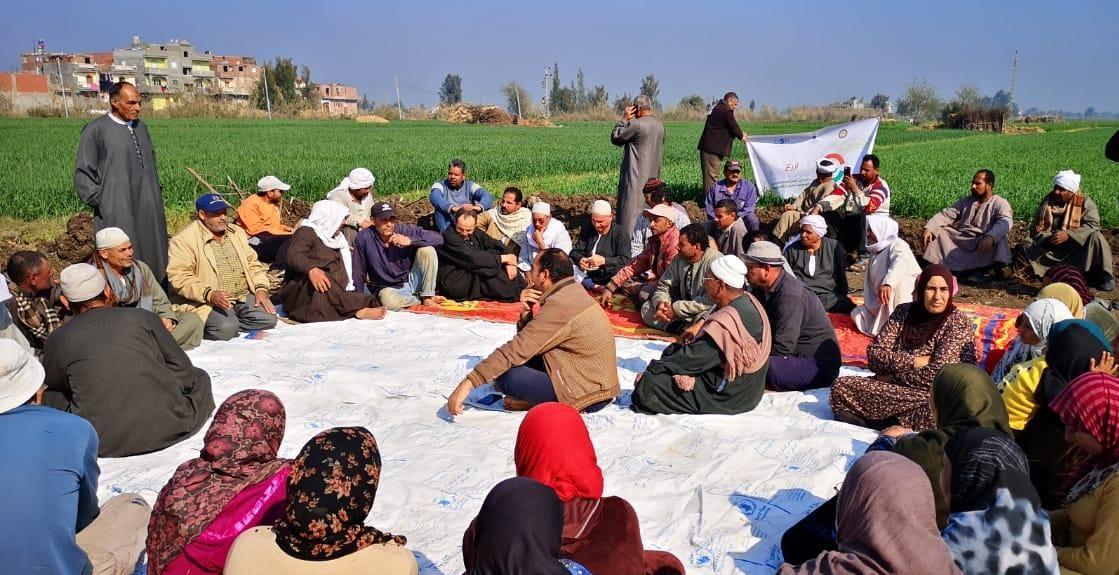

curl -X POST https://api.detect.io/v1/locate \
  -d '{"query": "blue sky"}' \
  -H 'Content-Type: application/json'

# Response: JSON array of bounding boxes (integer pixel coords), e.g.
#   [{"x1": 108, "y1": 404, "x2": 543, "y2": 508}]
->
[{"x1": 3, "y1": 0, "x2": 1116, "y2": 112}]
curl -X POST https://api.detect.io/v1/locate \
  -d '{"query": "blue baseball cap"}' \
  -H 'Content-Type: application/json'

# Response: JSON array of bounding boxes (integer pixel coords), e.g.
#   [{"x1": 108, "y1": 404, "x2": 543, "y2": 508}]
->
[{"x1": 195, "y1": 194, "x2": 231, "y2": 213}]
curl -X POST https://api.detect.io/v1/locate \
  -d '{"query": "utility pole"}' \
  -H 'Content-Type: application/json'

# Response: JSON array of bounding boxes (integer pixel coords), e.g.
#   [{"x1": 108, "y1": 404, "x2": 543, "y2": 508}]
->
[
  {"x1": 394, "y1": 76, "x2": 403, "y2": 120},
  {"x1": 1009, "y1": 50, "x2": 1019, "y2": 118},
  {"x1": 541, "y1": 65, "x2": 552, "y2": 118},
  {"x1": 262, "y1": 65, "x2": 272, "y2": 120},
  {"x1": 55, "y1": 57, "x2": 69, "y2": 118},
  {"x1": 515, "y1": 86, "x2": 522, "y2": 120}
]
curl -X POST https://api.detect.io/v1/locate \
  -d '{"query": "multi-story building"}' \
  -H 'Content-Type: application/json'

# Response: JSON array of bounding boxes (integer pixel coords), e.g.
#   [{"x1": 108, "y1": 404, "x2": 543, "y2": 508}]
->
[
  {"x1": 211, "y1": 54, "x2": 261, "y2": 104},
  {"x1": 318, "y1": 82, "x2": 358, "y2": 116},
  {"x1": 112, "y1": 36, "x2": 217, "y2": 109}
]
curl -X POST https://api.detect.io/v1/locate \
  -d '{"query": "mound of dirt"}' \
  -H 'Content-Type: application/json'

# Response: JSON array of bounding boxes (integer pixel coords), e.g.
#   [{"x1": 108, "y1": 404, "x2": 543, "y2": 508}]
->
[
  {"x1": 43, "y1": 213, "x2": 96, "y2": 268},
  {"x1": 514, "y1": 117, "x2": 558, "y2": 128},
  {"x1": 437, "y1": 103, "x2": 513, "y2": 125},
  {"x1": 355, "y1": 115, "x2": 390, "y2": 124}
]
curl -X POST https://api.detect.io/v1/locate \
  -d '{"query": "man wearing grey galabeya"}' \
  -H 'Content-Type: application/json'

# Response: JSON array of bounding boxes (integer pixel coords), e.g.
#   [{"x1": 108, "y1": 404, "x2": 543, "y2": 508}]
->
[{"x1": 611, "y1": 94, "x2": 665, "y2": 238}]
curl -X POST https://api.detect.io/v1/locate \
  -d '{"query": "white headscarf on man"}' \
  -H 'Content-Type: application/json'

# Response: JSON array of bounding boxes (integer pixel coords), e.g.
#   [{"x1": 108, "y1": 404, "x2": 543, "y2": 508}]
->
[
  {"x1": 301, "y1": 200, "x2": 354, "y2": 290},
  {"x1": 865, "y1": 214, "x2": 900, "y2": 254}
]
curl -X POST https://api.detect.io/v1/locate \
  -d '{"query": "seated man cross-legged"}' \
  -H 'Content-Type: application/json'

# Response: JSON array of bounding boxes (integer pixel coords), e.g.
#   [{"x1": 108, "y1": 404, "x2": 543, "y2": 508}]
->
[
  {"x1": 167, "y1": 194, "x2": 279, "y2": 341},
  {"x1": 447, "y1": 249, "x2": 620, "y2": 414},
  {"x1": 922, "y1": 169, "x2": 1013, "y2": 283},
  {"x1": 744, "y1": 241, "x2": 842, "y2": 392},
  {"x1": 436, "y1": 210, "x2": 525, "y2": 302},
  {"x1": 571, "y1": 200, "x2": 632, "y2": 291},
  {"x1": 352, "y1": 201, "x2": 445, "y2": 311},
  {"x1": 632, "y1": 255, "x2": 771, "y2": 415},
  {"x1": 642, "y1": 223, "x2": 720, "y2": 334},
  {"x1": 782, "y1": 215, "x2": 855, "y2": 313}
]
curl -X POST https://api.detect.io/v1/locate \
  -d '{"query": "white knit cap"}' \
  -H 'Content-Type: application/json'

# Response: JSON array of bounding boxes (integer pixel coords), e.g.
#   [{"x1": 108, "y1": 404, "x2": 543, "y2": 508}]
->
[
  {"x1": 816, "y1": 156, "x2": 840, "y2": 175},
  {"x1": 347, "y1": 167, "x2": 375, "y2": 189},
  {"x1": 709, "y1": 255, "x2": 747, "y2": 289},
  {"x1": 799, "y1": 214, "x2": 828, "y2": 237},
  {"x1": 532, "y1": 202, "x2": 551, "y2": 216},
  {"x1": 60, "y1": 263, "x2": 107, "y2": 303},
  {"x1": 0, "y1": 340, "x2": 44, "y2": 414},
  {"x1": 94, "y1": 227, "x2": 130, "y2": 249},
  {"x1": 590, "y1": 200, "x2": 612, "y2": 216},
  {"x1": 1053, "y1": 170, "x2": 1081, "y2": 192}
]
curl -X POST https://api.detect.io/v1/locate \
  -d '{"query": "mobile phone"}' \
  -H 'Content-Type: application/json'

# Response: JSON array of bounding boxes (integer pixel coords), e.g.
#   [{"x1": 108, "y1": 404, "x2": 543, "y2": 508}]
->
[
  {"x1": 476, "y1": 394, "x2": 504, "y2": 406},
  {"x1": 844, "y1": 166, "x2": 852, "y2": 177}
]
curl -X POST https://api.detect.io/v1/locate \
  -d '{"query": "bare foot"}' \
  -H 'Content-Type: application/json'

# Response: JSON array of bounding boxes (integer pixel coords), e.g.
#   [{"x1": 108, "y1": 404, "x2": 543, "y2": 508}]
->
[
  {"x1": 355, "y1": 307, "x2": 387, "y2": 320},
  {"x1": 502, "y1": 396, "x2": 533, "y2": 411},
  {"x1": 420, "y1": 296, "x2": 445, "y2": 309}
]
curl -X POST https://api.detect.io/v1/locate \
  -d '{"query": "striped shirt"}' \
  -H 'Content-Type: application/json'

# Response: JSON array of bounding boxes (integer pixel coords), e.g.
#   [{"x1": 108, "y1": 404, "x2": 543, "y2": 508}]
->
[{"x1": 206, "y1": 237, "x2": 250, "y2": 301}]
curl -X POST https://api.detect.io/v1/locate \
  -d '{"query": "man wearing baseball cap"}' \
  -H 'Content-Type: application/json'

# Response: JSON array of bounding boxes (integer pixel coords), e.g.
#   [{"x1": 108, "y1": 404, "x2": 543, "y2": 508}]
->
[
  {"x1": 0, "y1": 340, "x2": 153, "y2": 574},
  {"x1": 632, "y1": 254, "x2": 771, "y2": 415},
  {"x1": 42, "y1": 263, "x2": 214, "y2": 457},
  {"x1": 236, "y1": 175, "x2": 295, "y2": 267},
  {"x1": 704, "y1": 159, "x2": 759, "y2": 232},
  {"x1": 167, "y1": 194, "x2": 278, "y2": 340},
  {"x1": 597, "y1": 202, "x2": 681, "y2": 309},
  {"x1": 352, "y1": 201, "x2": 446, "y2": 310},
  {"x1": 743, "y1": 241, "x2": 841, "y2": 392}
]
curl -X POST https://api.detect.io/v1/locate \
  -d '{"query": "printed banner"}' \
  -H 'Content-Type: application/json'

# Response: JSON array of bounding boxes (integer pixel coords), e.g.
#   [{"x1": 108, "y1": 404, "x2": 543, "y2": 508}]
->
[{"x1": 746, "y1": 118, "x2": 880, "y2": 199}]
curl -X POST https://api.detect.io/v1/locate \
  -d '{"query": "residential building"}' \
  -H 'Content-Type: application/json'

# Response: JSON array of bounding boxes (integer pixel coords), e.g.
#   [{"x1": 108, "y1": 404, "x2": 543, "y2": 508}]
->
[
  {"x1": 211, "y1": 54, "x2": 261, "y2": 104},
  {"x1": 318, "y1": 82, "x2": 358, "y2": 116},
  {"x1": 111, "y1": 36, "x2": 217, "y2": 109}
]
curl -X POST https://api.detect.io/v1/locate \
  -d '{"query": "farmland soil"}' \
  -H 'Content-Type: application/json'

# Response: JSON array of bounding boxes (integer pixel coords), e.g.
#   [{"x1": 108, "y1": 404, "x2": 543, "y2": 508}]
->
[{"x1": 4, "y1": 195, "x2": 1118, "y2": 310}]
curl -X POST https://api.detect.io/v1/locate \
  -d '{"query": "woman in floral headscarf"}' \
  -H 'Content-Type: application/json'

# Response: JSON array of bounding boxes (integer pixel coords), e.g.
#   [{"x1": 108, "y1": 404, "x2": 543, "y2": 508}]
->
[
  {"x1": 146, "y1": 389, "x2": 290, "y2": 575},
  {"x1": 225, "y1": 426, "x2": 417, "y2": 575}
]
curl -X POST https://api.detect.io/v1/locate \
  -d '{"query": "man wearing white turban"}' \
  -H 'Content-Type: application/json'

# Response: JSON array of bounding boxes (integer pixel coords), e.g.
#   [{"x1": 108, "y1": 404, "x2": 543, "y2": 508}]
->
[
  {"x1": 922, "y1": 169, "x2": 1014, "y2": 283},
  {"x1": 851, "y1": 214, "x2": 921, "y2": 336},
  {"x1": 772, "y1": 156, "x2": 848, "y2": 242},
  {"x1": 1022, "y1": 170, "x2": 1114, "y2": 290},
  {"x1": 782, "y1": 214, "x2": 855, "y2": 312},
  {"x1": 632, "y1": 254, "x2": 772, "y2": 415},
  {"x1": 326, "y1": 167, "x2": 376, "y2": 244}
]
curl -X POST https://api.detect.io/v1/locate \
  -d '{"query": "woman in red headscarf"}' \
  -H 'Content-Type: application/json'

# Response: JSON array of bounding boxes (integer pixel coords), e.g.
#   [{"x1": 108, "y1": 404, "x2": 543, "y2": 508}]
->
[
  {"x1": 462, "y1": 403, "x2": 684, "y2": 575},
  {"x1": 1049, "y1": 371, "x2": 1119, "y2": 575},
  {"x1": 829, "y1": 264, "x2": 977, "y2": 431}
]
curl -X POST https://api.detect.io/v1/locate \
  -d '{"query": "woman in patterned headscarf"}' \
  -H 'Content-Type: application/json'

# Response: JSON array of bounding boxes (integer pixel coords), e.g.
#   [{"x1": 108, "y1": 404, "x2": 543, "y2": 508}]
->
[
  {"x1": 1048, "y1": 372, "x2": 1119, "y2": 575},
  {"x1": 987, "y1": 298, "x2": 1073, "y2": 386},
  {"x1": 225, "y1": 427, "x2": 417, "y2": 575},
  {"x1": 147, "y1": 389, "x2": 291, "y2": 575}
]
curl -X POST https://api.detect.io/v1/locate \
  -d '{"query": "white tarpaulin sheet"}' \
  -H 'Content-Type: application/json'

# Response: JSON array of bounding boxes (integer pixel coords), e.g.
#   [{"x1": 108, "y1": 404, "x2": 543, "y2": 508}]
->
[
  {"x1": 97, "y1": 312, "x2": 876, "y2": 574},
  {"x1": 746, "y1": 118, "x2": 880, "y2": 199}
]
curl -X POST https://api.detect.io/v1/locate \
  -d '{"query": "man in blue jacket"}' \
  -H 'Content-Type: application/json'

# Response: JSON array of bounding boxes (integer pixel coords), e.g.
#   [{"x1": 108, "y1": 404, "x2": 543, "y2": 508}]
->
[
  {"x1": 353, "y1": 202, "x2": 446, "y2": 310},
  {"x1": 429, "y1": 158, "x2": 494, "y2": 232},
  {"x1": 0, "y1": 339, "x2": 151, "y2": 575}
]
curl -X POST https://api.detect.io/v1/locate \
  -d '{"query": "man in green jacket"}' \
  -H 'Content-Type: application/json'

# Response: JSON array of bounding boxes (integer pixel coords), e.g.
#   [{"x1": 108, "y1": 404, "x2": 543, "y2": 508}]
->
[{"x1": 642, "y1": 223, "x2": 720, "y2": 333}]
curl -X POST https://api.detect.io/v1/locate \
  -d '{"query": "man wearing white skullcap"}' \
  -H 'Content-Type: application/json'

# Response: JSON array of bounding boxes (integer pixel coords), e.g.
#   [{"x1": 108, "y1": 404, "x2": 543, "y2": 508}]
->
[
  {"x1": 429, "y1": 158, "x2": 494, "y2": 232},
  {"x1": 0, "y1": 339, "x2": 152, "y2": 575},
  {"x1": 1022, "y1": 169, "x2": 1114, "y2": 290},
  {"x1": 571, "y1": 199, "x2": 632, "y2": 289},
  {"x1": 327, "y1": 167, "x2": 377, "y2": 244},
  {"x1": 783, "y1": 214, "x2": 855, "y2": 312},
  {"x1": 631, "y1": 254, "x2": 772, "y2": 415},
  {"x1": 90, "y1": 228, "x2": 205, "y2": 349},
  {"x1": 921, "y1": 169, "x2": 1014, "y2": 283},
  {"x1": 517, "y1": 201, "x2": 573, "y2": 272},
  {"x1": 772, "y1": 155, "x2": 849, "y2": 243},
  {"x1": 45, "y1": 264, "x2": 215, "y2": 458}
]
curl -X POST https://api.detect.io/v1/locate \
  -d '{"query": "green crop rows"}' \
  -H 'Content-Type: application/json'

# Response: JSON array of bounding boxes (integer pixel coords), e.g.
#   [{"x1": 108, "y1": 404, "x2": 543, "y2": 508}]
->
[{"x1": 1, "y1": 118, "x2": 1116, "y2": 225}]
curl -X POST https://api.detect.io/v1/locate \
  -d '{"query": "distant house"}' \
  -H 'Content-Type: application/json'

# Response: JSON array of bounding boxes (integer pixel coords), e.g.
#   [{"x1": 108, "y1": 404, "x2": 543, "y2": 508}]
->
[{"x1": 317, "y1": 82, "x2": 358, "y2": 116}]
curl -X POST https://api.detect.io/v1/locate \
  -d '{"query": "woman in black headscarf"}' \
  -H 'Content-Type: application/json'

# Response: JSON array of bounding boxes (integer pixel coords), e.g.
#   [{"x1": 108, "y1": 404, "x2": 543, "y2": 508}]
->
[
  {"x1": 224, "y1": 427, "x2": 417, "y2": 575},
  {"x1": 469, "y1": 477, "x2": 591, "y2": 575}
]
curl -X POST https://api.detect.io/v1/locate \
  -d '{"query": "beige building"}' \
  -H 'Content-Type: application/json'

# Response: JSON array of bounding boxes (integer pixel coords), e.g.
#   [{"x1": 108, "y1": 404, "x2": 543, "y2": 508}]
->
[
  {"x1": 317, "y1": 82, "x2": 358, "y2": 116},
  {"x1": 212, "y1": 54, "x2": 261, "y2": 104}
]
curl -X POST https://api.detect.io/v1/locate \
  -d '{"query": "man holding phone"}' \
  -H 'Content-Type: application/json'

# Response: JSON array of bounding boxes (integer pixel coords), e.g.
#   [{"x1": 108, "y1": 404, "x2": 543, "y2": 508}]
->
[{"x1": 611, "y1": 95, "x2": 665, "y2": 238}]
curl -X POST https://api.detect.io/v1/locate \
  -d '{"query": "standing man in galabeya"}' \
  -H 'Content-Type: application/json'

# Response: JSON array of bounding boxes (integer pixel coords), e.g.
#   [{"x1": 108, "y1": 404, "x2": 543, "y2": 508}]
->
[{"x1": 74, "y1": 81, "x2": 169, "y2": 284}]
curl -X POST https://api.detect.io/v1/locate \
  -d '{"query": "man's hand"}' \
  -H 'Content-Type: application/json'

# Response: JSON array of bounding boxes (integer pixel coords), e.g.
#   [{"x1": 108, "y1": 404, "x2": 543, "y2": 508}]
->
[
  {"x1": 532, "y1": 229, "x2": 546, "y2": 248},
  {"x1": 459, "y1": 204, "x2": 482, "y2": 214},
  {"x1": 499, "y1": 253, "x2": 518, "y2": 266},
  {"x1": 914, "y1": 355, "x2": 932, "y2": 369},
  {"x1": 679, "y1": 321, "x2": 702, "y2": 344},
  {"x1": 978, "y1": 235, "x2": 995, "y2": 254},
  {"x1": 589, "y1": 254, "x2": 606, "y2": 268},
  {"x1": 308, "y1": 268, "x2": 332, "y2": 293},
  {"x1": 809, "y1": 205, "x2": 822, "y2": 215},
  {"x1": 922, "y1": 229, "x2": 934, "y2": 248},
  {"x1": 578, "y1": 258, "x2": 594, "y2": 271},
  {"x1": 446, "y1": 379, "x2": 472, "y2": 416},
  {"x1": 877, "y1": 285, "x2": 893, "y2": 306},
  {"x1": 358, "y1": 218, "x2": 374, "y2": 230},
  {"x1": 597, "y1": 290, "x2": 615, "y2": 309},
  {"x1": 673, "y1": 374, "x2": 696, "y2": 392},
  {"x1": 841, "y1": 174, "x2": 859, "y2": 192},
  {"x1": 505, "y1": 264, "x2": 518, "y2": 281},
  {"x1": 740, "y1": 133, "x2": 749, "y2": 143},
  {"x1": 208, "y1": 290, "x2": 233, "y2": 311},
  {"x1": 1090, "y1": 351, "x2": 1117, "y2": 375},
  {"x1": 519, "y1": 287, "x2": 542, "y2": 312},
  {"x1": 881, "y1": 425, "x2": 913, "y2": 438},
  {"x1": 654, "y1": 301, "x2": 676, "y2": 323},
  {"x1": 783, "y1": 204, "x2": 796, "y2": 212},
  {"x1": 623, "y1": 105, "x2": 636, "y2": 122},
  {"x1": 1051, "y1": 230, "x2": 1070, "y2": 245},
  {"x1": 253, "y1": 289, "x2": 276, "y2": 315},
  {"x1": 161, "y1": 317, "x2": 175, "y2": 332},
  {"x1": 388, "y1": 233, "x2": 412, "y2": 248}
]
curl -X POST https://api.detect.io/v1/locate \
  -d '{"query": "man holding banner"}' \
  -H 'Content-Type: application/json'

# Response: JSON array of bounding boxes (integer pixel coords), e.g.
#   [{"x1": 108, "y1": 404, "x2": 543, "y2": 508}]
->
[{"x1": 697, "y1": 92, "x2": 748, "y2": 191}]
